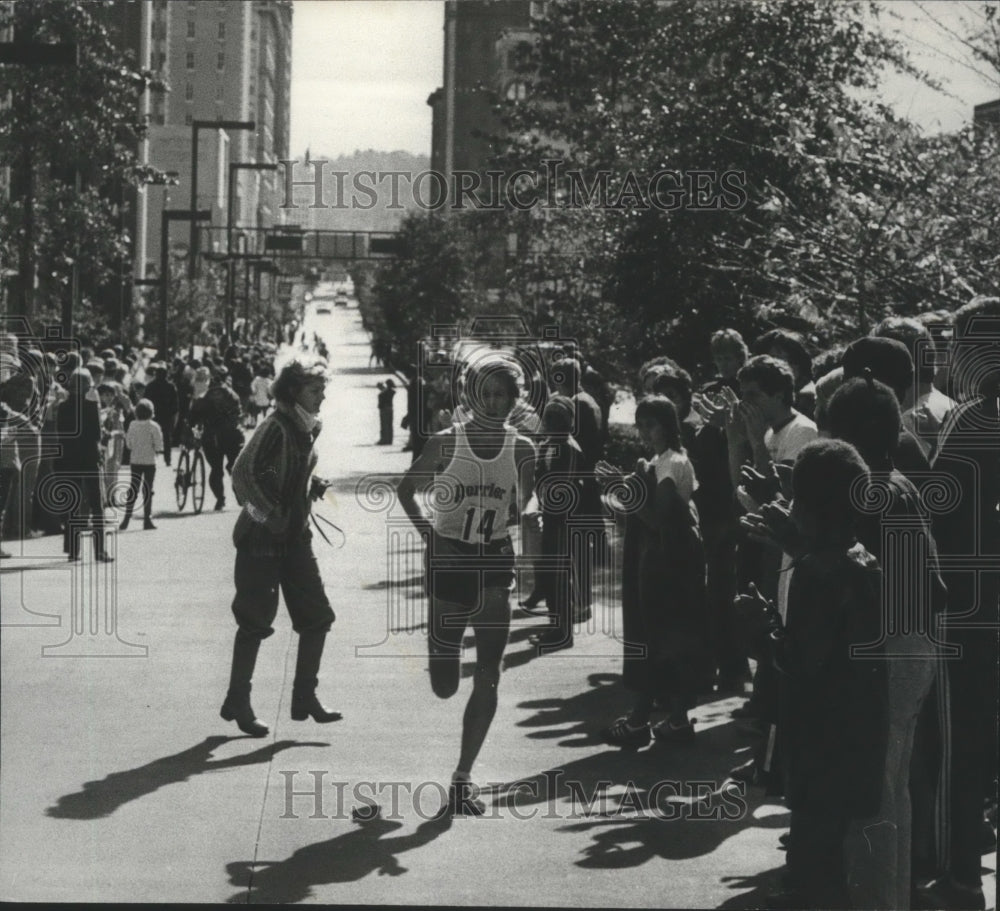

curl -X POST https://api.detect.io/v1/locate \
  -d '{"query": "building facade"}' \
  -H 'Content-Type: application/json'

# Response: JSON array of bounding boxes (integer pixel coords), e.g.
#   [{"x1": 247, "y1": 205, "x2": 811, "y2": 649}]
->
[
  {"x1": 141, "y1": 0, "x2": 292, "y2": 274},
  {"x1": 430, "y1": 0, "x2": 540, "y2": 207}
]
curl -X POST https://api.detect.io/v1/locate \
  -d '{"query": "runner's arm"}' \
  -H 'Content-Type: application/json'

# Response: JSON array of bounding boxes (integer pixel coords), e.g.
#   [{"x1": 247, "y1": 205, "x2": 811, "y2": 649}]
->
[{"x1": 396, "y1": 430, "x2": 450, "y2": 533}]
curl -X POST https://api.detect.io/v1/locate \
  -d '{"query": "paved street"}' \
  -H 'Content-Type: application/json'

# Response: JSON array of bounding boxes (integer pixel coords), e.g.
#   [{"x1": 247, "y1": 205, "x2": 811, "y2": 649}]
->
[{"x1": 1, "y1": 303, "x2": 994, "y2": 906}]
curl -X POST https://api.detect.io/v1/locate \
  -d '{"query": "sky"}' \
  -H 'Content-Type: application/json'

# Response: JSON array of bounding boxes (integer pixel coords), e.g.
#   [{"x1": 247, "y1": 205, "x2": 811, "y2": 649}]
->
[
  {"x1": 289, "y1": 0, "x2": 1000, "y2": 160},
  {"x1": 290, "y1": 1, "x2": 444, "y2": 159}
]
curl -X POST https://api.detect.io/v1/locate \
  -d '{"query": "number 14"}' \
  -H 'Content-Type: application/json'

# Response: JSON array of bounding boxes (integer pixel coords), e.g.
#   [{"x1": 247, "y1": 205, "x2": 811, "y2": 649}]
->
[{"x1": 462, "y1": 507, "x2": 496, "y2": 543}]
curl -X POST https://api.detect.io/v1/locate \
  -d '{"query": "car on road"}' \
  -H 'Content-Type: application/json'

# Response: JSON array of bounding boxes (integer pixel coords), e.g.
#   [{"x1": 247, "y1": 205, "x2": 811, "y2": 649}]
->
[
  {"x1": 334, "y1": 293, "x2": 348, "y2": 307},
  {"x1": 316, "y1": 300, "x2": 332, "y2": 314}
]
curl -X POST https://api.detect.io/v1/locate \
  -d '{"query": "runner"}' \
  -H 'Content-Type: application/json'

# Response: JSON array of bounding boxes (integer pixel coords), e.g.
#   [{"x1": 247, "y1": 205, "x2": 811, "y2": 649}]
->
[{"x1": 397, "y1": 357, "x2": 535, "y2": 815}]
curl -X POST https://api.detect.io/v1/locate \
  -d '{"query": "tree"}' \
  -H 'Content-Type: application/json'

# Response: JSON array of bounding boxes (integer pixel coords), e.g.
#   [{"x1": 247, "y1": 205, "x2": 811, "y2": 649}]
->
[
  {"x1": 494, "y1": 0, "x2": 935, "y2": 375},
  {"x1": 362, "y1": 212, "x2": 492, "y2": 374},
  {"x1": 0, "y1": 0, "x2": 163, "y2": 336}
]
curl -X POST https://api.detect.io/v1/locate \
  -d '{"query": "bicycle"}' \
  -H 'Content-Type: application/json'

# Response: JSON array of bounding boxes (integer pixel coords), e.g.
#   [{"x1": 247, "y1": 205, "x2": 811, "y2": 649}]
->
[{"x1": 174, "y1": 424, "x2": 207, "y2": 514}]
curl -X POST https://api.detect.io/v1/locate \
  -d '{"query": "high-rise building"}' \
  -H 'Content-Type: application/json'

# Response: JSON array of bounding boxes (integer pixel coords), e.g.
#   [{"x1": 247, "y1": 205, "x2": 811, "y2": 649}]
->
[
  {"x1": 141, "y1": 0, "x2": 292, "y2": 275},
  {"x1": 430, "y1": 0, "x2": 540, "y2": 207}
]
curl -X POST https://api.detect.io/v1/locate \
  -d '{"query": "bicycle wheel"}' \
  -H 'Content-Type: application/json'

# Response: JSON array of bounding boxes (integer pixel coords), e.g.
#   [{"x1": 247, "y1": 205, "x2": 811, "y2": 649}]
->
[
  {"x1": 191, "y1": 449, "x2": 207, "y2": 514},
  {"x1": 174, "y1": 450, "x2": 190, "y2": 510}
]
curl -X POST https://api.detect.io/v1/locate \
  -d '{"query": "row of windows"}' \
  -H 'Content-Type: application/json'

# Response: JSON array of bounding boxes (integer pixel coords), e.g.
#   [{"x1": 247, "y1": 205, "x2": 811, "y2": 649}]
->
[
  {"x1": 185, "y1": 83, "x2": 227, "y2": 101},
  {"x1": 185, "y1": 21, "x2": 226, "y2": 39},
  {"x1": 186, "y1": 52, "x2": 226, "y2": 70}
]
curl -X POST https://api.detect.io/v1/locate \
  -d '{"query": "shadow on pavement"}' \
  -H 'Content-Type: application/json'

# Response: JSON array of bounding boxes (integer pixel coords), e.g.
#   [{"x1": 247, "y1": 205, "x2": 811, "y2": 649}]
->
[
  {"x1": 225, "y1": 811, "x2": 453, "y2": 903},
  {"x1": 716, "y1": 865, "x2": 788, "y2": 909},
  {"x1": 476, "y1": 672, "x2": 789, "y2": 891},
  {"x1": 46, "y1": 735, "x2": 327, "y2": 819}
]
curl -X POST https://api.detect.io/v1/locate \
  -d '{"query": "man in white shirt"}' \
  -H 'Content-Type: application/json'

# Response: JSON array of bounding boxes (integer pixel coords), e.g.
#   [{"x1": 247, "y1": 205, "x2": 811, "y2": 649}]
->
[{"x1": 725, "y1": 355, "x2": 817, "y2": 487}]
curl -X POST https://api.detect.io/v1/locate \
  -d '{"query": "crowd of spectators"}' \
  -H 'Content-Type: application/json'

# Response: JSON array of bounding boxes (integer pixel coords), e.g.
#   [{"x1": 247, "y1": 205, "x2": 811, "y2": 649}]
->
[
  {"x1": 0, "y1": 337, "x2": 277, "y2": 557},
  {"x1": 385, "y1": 301, "x2": 997, "y2": 911}
]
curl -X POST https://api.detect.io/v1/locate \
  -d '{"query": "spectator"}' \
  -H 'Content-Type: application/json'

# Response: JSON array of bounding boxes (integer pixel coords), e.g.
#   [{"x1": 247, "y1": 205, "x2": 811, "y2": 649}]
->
[
  {"x1": 524, "y1": 394, "x2": 583, "y2": 650},
  {"x1": 841, "y1": 336, "x2": 930, "y2": 479},
  {"x1": 752, "y1": 329, "x2": 817, "y2": 421},
  {"x1": 872, "y1": 316, "x2": 956, "y2": 461},
  {"x1": 120, "y1": 399, "x2": 163, "y2": 531},
  {"x1": 190, "y1": 368, "x2": 244, "y2": 511},
  {"x1": 918, "y1": 297, "x2": 1000, "y2": 911},
  {"x1": 145, "y1": 365, "x2": 179, "y2": 467},
  {"x1": 377, "y1": 379, "x2": 396, "y2": 445},
  {"x1": 646, "y1": 362, "x2": 742, "y2": 691},
  {"x1": 703, "y1": 328, "x2": 749, "y2": 395},
  {"x1": 738, "y1": 439, "x2": 888, "y2": 909},
  {"x1": 596, "y1": 395, "x2": 707, "y2": 747},
  {"x1": 56, "y1": 370, "x2": 112, "y2": 562}
]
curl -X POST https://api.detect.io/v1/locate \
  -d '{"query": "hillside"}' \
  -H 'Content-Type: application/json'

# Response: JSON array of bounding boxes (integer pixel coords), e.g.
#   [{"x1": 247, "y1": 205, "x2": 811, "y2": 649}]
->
[{"x1": 284, "y1": 149, "x2": 432, "y2": 233}]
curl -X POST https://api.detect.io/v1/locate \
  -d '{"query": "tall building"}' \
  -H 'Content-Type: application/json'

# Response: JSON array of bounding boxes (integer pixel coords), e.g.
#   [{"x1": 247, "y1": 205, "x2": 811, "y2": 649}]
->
[
  {"x1": 142, "y1": 0, "x2": 292, "y2": 275},
  {"x1": 430, "y1": 0, "x2": 540, "y2": 207}
]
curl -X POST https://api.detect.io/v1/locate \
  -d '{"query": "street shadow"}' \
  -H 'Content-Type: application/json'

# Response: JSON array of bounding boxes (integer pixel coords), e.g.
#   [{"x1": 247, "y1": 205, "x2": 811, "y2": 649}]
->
[
  {"x1": 225, "y1": 811, "x2": 453, "y2": 903},
  {"x1": 362, "y1": 574, "x2": 423, "y2": 591},
  {"x1": 46, "y1": 736, "x2": 327, "y2": 819},
  {"x1": 716, "y1": 866, "x2": 788, "y2": 909},
  {"x1": 0, "y1": 559, "x2": 73, "y2": 574},
  {"x1": 471, "y1": 672, "x2": 789, "y2": 884},
  {"x1": 334, "y1": 365, "x2": 389, "y2": 376}
]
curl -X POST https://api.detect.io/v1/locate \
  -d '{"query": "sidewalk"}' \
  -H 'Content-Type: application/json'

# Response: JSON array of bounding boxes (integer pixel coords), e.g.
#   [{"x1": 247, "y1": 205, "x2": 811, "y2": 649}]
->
[{"x1": 1, "y1": 304, "x2": 993, "y2": 906}]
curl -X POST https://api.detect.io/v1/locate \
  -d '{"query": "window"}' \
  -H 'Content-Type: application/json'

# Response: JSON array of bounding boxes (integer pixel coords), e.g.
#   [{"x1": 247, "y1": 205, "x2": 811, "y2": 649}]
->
[
  {"x1": 186, "y1": 51, "x2": 194, "y2": 70},
  {"x1": 218, "y1": 22, "x2": 225, "y2": 40},
  {"x1": 186, "y1": 19, "x2": 195, "y2": 38},
  {"x1": 185, "y1": 83, "x2": 193, "y2": 101},
  {"x1": 506, "y1": 80, "x2": 528, "y2": 101},
  {"x1": 216, "y1": 82, "x2": 224, "y2": 101},
  {"x1": 217, "y1": 52, "x2": 225, "y2": 70},
  {"x1": 184, "y1": 112, "x2": 192, "y2": 125}
]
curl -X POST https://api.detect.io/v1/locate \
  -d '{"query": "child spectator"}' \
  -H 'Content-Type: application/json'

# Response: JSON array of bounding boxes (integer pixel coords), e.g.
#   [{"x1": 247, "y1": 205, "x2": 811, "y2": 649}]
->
[
  {"x1": 120, "y1": 399, "x2": 163, "y2": 531},
  {"x1": 596, "y1": 395, "x2": 707, "y2": 747},
  {"x1": 737, "y1": 439, "x2": 888, "y2": 908}
]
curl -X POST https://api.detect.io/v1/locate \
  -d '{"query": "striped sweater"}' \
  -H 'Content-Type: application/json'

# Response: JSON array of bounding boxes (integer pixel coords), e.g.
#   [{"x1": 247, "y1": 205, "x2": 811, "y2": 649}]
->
[{"x1": 231, "y1": 401, "x2": 319, "y2": 556}]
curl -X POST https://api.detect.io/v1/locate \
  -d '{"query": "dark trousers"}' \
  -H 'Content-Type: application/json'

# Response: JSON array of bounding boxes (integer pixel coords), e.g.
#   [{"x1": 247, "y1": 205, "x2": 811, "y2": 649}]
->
[
  {"x1": 63, "y1": 473, "x2": 107, "y2": 558},
  {"x1": 786, "y1": 807, "x2": 850, "y2": 905},
  {"x1": 161, "y1": 420, "x2": 175, "y2": 466},
  {"x1": 231, "y1": 538, "x2": 335, "y2": 640},
  {"x1": 943, "y1": 625, "x2": 1000, "y2": 887},
  {"x1": 203, "y1": 426, "x2": 243, "y2": 504},
  {"x1": 378, "y1": 408, "x2": 393, "y2": 444},
  {"x1": 123, "y1": 464, "x2": 155, "y2": 521},
  {"x1": 539, "y1": 516, "x2": 573, "y2": 638},
  {"x1": 0, "y1": 465, "x2": 15, "y2": 541},
  {"x1": 704, "y1": 523, "x2": 749, "y2": 682}
]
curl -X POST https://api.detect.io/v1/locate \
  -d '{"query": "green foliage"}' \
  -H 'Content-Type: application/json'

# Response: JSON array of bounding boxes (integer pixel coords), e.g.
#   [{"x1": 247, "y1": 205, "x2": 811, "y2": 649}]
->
[
  {"x1": 363, "y1": 211, "x2": 495, "y2": 373},
  {"x1": 602, "y1": 422, "x2": 647, "y2": 473},
  {"x1": 493, "y1": 0, "x2": 998, "y2": 379},
  {"x1": 0, "y1": 0, "x2": 164, "y2": 332}
]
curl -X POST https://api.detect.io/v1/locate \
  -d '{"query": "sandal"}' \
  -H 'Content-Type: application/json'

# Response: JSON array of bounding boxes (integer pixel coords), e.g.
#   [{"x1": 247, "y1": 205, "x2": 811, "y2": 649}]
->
[{"x1": 599, "y1": 716, "x2": 650, "y2": 748}]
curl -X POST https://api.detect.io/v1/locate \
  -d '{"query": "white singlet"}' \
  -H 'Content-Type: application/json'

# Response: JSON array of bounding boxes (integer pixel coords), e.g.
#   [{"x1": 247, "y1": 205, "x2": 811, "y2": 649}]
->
[{"x1": 433, "y1": 423, "x2": 518, "y2": 545}]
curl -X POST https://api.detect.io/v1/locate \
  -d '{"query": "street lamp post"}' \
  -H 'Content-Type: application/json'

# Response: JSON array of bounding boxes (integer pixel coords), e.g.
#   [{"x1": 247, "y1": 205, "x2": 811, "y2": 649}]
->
[
  {"x1": 225, "y1": 160, "x2": 277, "y2": 340},
  {"x1": 161, "y1": 208, "x2": 210, "y2": 354},
  {"x1": 189, "y1": 119, "x2": 255, "y2": 279}
]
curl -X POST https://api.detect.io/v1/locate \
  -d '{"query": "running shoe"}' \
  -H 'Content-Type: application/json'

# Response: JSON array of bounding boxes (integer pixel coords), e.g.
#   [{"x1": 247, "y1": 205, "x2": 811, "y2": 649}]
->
[
  {"x1": 599, "y1": 716, "x2": 650, "y2": 749},
  {"x1": 651, "y1": 718, "x2": 696, "y2": 744}
]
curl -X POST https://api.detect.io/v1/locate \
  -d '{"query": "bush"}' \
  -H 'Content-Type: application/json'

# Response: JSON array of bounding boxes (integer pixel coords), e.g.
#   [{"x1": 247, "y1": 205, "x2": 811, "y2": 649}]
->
[{"x1": 603, "y1": 422, "x2": 647, "y2": 472}]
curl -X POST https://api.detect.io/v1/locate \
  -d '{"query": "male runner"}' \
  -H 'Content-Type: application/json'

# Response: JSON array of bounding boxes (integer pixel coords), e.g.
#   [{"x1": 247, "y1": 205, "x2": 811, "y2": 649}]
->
[{"x1": 397, "y1": 357, "x2": 535, "y2": 815}]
